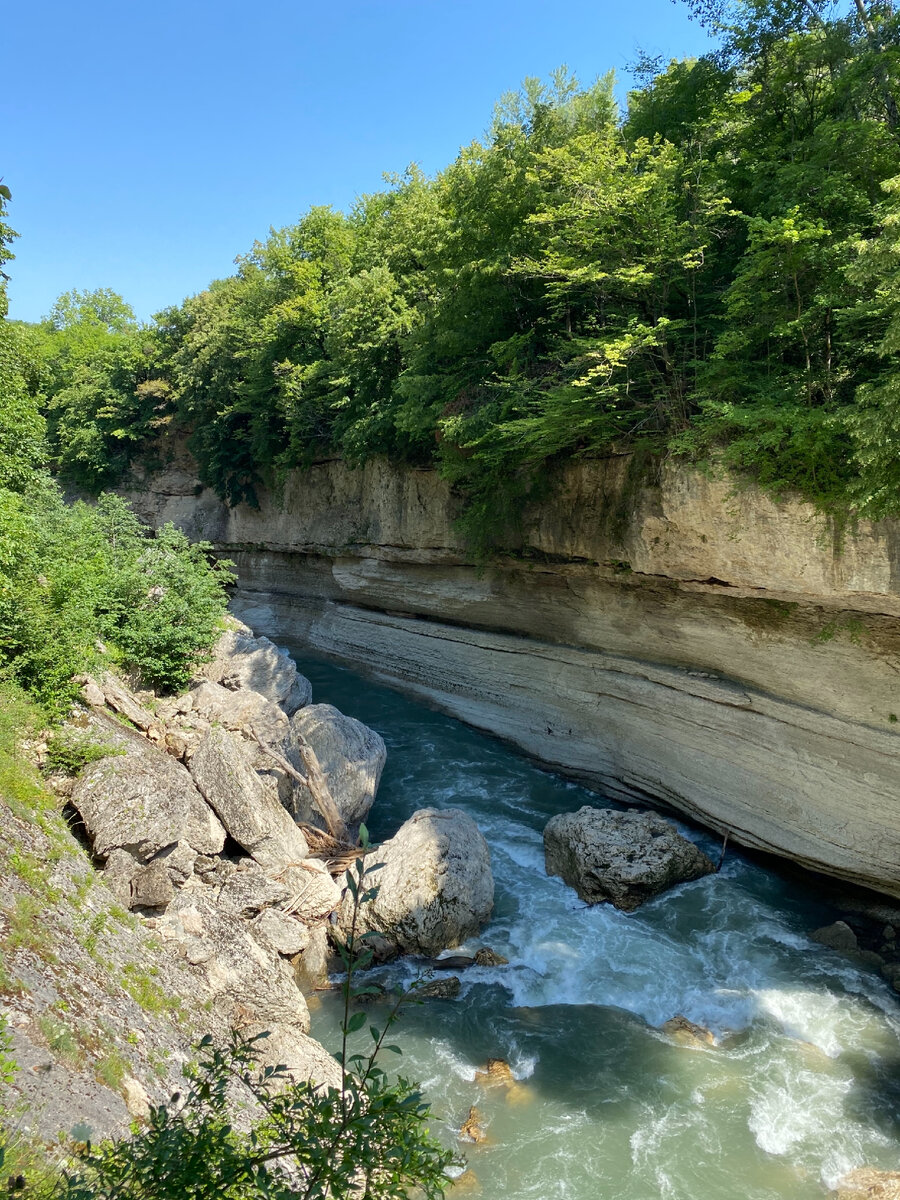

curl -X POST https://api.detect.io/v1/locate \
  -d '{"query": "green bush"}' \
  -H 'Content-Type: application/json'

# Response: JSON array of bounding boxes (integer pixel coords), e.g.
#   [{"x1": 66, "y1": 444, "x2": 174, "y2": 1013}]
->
[{"x1": 0, "y1": 486, "x2": 233, "y2": 713}]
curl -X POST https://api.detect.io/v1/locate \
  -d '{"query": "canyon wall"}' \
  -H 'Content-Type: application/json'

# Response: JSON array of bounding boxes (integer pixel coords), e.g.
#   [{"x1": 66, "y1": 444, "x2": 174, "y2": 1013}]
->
[{"x1": 125, "y1": 446, "x2": 900, "y2": 899}]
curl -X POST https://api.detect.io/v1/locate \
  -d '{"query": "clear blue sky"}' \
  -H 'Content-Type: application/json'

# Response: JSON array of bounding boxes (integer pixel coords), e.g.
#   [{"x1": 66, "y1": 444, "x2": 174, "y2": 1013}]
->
[{"x1": 3, "y1": 0, "x2": 713, "y2": 324}]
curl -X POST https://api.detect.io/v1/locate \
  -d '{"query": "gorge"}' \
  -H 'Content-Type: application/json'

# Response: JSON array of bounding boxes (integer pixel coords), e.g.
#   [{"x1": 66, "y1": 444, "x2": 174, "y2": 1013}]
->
[{"x1": 125, "y1": 443, "x2": 900, "y2": 903}]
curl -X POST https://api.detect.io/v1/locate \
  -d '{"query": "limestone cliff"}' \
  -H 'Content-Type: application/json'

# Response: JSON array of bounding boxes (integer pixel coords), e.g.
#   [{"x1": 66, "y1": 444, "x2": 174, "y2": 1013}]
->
[{"x1": 123, "y1": 446, "x2": 900, "y2": 900}]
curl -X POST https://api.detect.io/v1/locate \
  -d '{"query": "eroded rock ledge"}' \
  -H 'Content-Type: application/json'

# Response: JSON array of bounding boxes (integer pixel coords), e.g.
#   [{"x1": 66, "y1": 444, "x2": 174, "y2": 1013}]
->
[{"x1": 123, "y1": 445, "x2": 900, "y2": 899}]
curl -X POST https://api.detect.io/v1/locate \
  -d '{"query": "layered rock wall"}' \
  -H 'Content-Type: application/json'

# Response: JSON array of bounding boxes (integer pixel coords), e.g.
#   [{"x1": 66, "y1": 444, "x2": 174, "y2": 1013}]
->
[{"x1": 125, "y1": 446, "x2": 900, "y2": 898}]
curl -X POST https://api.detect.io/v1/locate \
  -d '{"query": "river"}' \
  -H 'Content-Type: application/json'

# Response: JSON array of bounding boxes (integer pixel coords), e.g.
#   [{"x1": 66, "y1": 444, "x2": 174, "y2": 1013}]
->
[{"x1": 291, "y1": 649, "x2": 900, "y2": 1200}]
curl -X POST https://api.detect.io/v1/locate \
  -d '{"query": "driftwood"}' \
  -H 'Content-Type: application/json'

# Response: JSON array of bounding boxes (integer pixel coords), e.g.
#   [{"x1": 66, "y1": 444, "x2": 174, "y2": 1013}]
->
[{"x1": 249, "y1": 726, "x2": 350, "y2": 845}]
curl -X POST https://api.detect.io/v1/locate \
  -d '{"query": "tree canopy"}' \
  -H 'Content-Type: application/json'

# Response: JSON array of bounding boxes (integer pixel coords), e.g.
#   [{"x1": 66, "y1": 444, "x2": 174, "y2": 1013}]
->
[{"x1": 19, "y1": 0, "x2": 900, "y2": 546}]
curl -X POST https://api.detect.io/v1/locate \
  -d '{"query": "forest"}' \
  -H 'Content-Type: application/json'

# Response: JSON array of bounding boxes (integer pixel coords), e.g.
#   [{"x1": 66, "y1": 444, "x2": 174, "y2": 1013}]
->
[{"x1": 5, "y1": 0, "x2": 900, "y2": 553}]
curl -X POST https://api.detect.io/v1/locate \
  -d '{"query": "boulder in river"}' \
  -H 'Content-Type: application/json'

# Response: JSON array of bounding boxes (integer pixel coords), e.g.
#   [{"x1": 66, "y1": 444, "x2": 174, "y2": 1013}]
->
[
  {"x1": 660, "y1": 1015, "x2": 716, "y2": 1049},
  {"x1": 543, "y1": 806, "x2": 715, "y2": 910},
  {"x1": 289, "y1": 703, "x2": 386, "y2": 832},
  {"x1": 811, "y1": 920, "x2": 859, "y2": 955},
  {"x1": 335, "y1": 807, "x2": 493, "y2": 959}
]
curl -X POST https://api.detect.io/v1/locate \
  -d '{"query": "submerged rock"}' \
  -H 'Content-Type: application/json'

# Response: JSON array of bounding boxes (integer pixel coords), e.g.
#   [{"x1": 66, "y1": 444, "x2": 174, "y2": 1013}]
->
[
  {"x1": 835, "y1": 1168, "x2": 900, "y2": 1199},
  {"x1": 289, "y1": 703, "x2": 386, "y2": 831},
  {"x1": 660, "y1": 1015, "x2": 716, "y2": 1049},
  {"x1": 459, "y1": 1106, "x2": 488, "y2": 1144},
  {"x1": 811, "y1": 921, "x2": 859, "y2": 955},
  {"x1": 543, "y1": 806, "x2": 715, "y2": 911},
  {"x1": 335, "y1": 807, "x2": 493, "y2": 959}
]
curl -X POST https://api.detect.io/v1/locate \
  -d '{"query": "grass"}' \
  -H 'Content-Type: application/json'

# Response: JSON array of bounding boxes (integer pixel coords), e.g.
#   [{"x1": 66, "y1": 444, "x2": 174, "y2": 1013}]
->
[
  {"x1": 4, "y1": 896, "x2": 57, "y2": 962},
  {"x1": 121, "y1": 964, "x2": 180, "y2": 1017}
]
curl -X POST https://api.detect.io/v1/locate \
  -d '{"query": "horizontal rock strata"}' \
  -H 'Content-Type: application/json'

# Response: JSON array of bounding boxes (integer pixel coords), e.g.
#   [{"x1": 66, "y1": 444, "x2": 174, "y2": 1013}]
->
[{"x1": 123, "y1": 446, "x2": 900, "y2": 899}]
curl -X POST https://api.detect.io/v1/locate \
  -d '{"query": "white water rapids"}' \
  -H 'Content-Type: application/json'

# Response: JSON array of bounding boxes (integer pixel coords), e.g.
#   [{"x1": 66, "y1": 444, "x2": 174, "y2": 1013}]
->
[{"x1": 292, "y1": 651, "x2": 900, "y2": 1200}]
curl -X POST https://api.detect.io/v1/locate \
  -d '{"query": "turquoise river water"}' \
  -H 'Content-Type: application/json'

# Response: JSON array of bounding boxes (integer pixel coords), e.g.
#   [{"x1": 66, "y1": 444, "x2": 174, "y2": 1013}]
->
[{"x1": 291, "y1": 650, "x2": 900, "y2": 1200}]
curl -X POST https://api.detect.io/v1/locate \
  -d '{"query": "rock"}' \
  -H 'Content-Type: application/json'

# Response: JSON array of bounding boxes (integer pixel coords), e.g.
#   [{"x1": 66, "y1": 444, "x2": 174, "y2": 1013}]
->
[
  {"x1": 543, "y1": 806, "x2": 715, "y2": 910},
  {"x1": 130, "y1": 860, "x2": 175, "y2": 909},
  {"x1": 417, "y1": 976, "x2": 461, "y2": 1000},
  {"x1": 189, "y1": 726, "x2": 309, "y2": 872},
  {"x1": 216, "y1": 861, "x2": 290, "y2": 918},
  {"x1": 189, "y1": 680, "x2": 291, "y2": 755},
  {"x1": 335, "y1": 808, "x2": 493, "y2": 960},
  {"x1": 122, "y1": 1077, "x2": 151, "y2": 1120},
  {"x1": 880, "y1": 961, "x2": 900, "y2": 990},
  {"x1": 474, "y1": 1058, "x2": 515, "y2": 1087},
  {"x1": 72, "y1": 743, "x2": 226, "y2": 863},
  {"x1": 154, "y1": 840, "x2": 197, "y2": 887},
  {"x1": 835, "y1": 1168, "x2": 900, "y2": 1199},
  {"x1": 474, "y1": 946, "x2": 508, "y2": 966},
  {"x1": 166, "y1": 893, "x2": 311, "y2": 1035},
  {"x1": 200, "y1": 626, "x2": 312, "y2": 716},
  {"x1": 102, "y1": 848, "x2": 140, "y2": 906},
  {"x1": 293, "y1": 923, "x2": 335, "y2": 992},
  {"x1": 278, "y1": 862, "x2": 342, "y2": 922},
  {"x1": 661, "y1": 1015, "x2": 716, "y2": 1049},
  {"x1": 252, "y1": 909, "x2": 310, "y2": 957},
  {"x1": 811, "y1": 921, "x2": 859, "y2": 955},
  {"x1": 450, "y1": 1169, "x2": 482, "y2": 1193},
  {"x1": 459, "y1": 1105, "x2": 487, "y2": 1144},
  {"x1": 429, "y1": 955, "x2": 475, "y2": 971},
  {"x1": 247, "y1": 1023, "x2": 342, "y2": 1092},
  {"x1": 289, "y1": 705, "x2": 386, "y2": 831}
]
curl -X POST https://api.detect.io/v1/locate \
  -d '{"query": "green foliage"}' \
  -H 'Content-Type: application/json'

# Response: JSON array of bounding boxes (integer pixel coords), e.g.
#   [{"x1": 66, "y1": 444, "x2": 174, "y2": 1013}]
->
[
  {"x1": 19, "y1": 0, "x2": 900, "y2": 543},
  {"x1": 43, "y1": 731, "x2": 121, "y2": 777},
  {"x1": 0, "y1": 487, "x2": 233, "y2": 713}
]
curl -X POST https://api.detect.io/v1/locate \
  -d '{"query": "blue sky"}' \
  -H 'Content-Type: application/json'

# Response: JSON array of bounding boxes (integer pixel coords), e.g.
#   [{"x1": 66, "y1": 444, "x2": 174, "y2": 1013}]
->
[{"x1": 3, "y1": 0, "x2": 713, "y2": 324}]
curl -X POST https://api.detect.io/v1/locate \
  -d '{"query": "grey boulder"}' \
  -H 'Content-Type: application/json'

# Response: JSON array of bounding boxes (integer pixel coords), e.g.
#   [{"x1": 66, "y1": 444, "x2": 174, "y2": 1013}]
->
[
  {"x1": 289, "y1": 704, "x2": 386, "y2": 831},
  {"x1": 201, "y1": 626, "x2": 312, "y2": 716},
  {"x1": 72, "y1": 742, "x2": 226, "y2": 864},
  {"x1": 189, "y1": 726, "x2": 309, "y2": 872},
  {"x1": 336, "y1": 807, "x2": 493, "y2": 959},
  {"x1": 543, "y1": 806, "x2": 714, "y2": 911}
]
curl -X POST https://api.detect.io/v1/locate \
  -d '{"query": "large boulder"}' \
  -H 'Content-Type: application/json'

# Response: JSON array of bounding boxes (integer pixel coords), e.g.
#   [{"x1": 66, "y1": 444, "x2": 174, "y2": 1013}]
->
[
  {"x1": 200, "y1": 625, "x2": 312, "y2": 716},
  {"x1": 71, "y1": 741, "x2": 226, "y2": 864},
  {"x1": 543, "y1": 806, "x2": 714, "y2": 911},
  {"x1": 189, "y1": 680, "x2": 291, "y2": 755},
  {"x1": 289, "y1": 704, "x2": 386, "y2": 831},
  {"x1": 189, "y1": 727, "x2": 309, "y2": 872},
  {"x1": 336, "y1": 808, "x2": 493, "y2": 960}
]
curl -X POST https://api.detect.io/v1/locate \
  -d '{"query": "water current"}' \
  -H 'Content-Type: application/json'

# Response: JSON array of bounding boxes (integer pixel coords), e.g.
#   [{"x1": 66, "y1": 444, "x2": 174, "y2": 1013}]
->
[{"x1": 290, "y1": 649, "x2": 900, "y2": 1200}]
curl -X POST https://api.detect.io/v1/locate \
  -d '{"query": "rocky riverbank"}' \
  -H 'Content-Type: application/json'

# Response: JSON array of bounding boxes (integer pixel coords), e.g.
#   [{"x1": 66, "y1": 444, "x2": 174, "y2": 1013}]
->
[{"x1": 0, "y1": 619, "x2": 494, "y2": 1146}]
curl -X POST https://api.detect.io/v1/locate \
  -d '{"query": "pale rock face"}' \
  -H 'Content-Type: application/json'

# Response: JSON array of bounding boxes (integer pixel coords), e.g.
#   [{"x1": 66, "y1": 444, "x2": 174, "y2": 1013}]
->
[
  {"x1": 289, "y1": 703, "x2": 386, "y2": 830},
  {"x1": 189, "y1": 680, "x2": 291, "y2": 754},
  {"x1": 245, "y1": 1023, "x2": 342, "y2": 1092},
  {"x1": 337, "y1": 807, "x2": 494, "y2": 959},
  {"x1": 72, "y1": 745, "x2": 226, "y2": 863},
  {"x1": 200, "y1": 626, "x2": 312, "y2": 716},
  {"x1": 251, "y1": 908, "x2": 310, "y2": 957},
  {"x1": 165, "y1": 892, "x2": 311, "y2": 1035},
  {"x1": 189, "y1": 726, "x2": 309, "y2": 872},
  {"x1": 543, "y1": 806, "x2": 715, "y2": 911}
]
